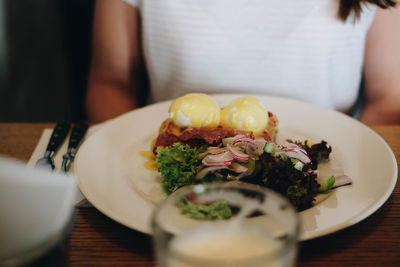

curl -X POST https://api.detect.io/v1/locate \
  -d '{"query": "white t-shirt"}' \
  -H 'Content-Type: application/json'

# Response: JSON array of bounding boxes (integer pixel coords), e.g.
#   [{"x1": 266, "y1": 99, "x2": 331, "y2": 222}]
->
[{"x1": 124, "y1": 0, "x2": 376, "y2": 113}]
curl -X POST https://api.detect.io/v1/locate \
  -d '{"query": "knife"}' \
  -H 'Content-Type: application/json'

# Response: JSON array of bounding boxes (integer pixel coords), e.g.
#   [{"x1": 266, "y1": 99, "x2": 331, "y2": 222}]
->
[
  {"x1": 61, "y1": 121, "x2": 88, "y2": 173},
  {"x1": 35, "y1": 121, "x2": 71, "y2": 171}
]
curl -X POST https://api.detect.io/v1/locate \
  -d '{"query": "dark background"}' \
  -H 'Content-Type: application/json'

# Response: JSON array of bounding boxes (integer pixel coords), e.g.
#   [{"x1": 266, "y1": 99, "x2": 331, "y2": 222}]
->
[{"x1": 0, "y1": 0, "x2": 94, "y2": 122}]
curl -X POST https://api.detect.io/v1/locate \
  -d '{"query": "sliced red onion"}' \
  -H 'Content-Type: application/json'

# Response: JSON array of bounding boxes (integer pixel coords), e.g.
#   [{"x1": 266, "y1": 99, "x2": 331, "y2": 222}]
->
[
  {"x1": 281, "y1": 142, "x2": 307, "y2": 152},
  {"x1": 195, "y1": 166, "x2": 229, "y2": 179},
  {"x1": 332, "y1": 174, "x2": 352, "y2": 188},
  {"x1": 274, "y1": 148, "x2": 310, "y2": 164},
  {"x1": 233, "y1": 136, "x2": 256, "y2": 146},
  {"x1": 279, "y1": 143, "x2": 311, "y2": 164},
  {"x1": 227, "y1": 144, "x2": 250, "y2": 162},
  {"x1": 283, "y1": 150, "x2": 311, "y2": 164},
  {"x1": 227, "y1": 135, "x2": 265, "y2": 156},
  {"x1": 281, "y1": 143, "x2": 308, "y2": 156},
  {"x1": 198, "y1": 146, "x2": 227, "y2": 159},
  {"x1": 202, "y1": 151, "x2": 234, "y2": 167}
]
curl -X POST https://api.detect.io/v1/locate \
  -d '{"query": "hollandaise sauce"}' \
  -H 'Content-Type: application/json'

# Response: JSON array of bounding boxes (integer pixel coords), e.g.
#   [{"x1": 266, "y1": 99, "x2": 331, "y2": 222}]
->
[{"x1": 139, "y1": 150, "x2": 158, "y2": 171}]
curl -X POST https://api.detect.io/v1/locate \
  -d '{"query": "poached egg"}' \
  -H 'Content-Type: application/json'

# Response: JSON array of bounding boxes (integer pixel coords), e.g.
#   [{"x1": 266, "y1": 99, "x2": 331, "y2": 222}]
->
[
  {"x1": 169, "y1": 93, "x2": 221, "y2": 128},
  {"x1": 220, "y1": 96, "x2": 269, "y2": 135}
]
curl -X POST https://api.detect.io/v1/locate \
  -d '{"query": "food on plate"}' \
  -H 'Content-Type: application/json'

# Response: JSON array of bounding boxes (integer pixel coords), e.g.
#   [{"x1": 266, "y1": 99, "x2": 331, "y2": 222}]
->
[
  {"x1": 220, "y1": 96, "x2": 269, "y2": 136},
  {"x1": 169, "y1": 93, "x2": 221, "y2": 128},
  {"x1": 151, "y1": 94, "x2": 278, "y2": 154},
  {"x1": 145, "y1": 94, "x2": 352, "y2": 212}
]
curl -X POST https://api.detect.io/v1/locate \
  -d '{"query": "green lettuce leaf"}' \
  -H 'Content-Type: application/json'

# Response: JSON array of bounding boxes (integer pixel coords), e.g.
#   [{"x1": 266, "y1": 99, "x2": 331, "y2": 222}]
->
[{"x1": 156, "y1": 143, "x2": 203, "y2": 194}]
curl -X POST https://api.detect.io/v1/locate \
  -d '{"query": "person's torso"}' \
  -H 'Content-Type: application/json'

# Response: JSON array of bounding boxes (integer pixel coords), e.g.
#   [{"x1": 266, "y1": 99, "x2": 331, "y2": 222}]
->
[{"x1": 130, "y1": 0, "x2": 376, "y2": 113}]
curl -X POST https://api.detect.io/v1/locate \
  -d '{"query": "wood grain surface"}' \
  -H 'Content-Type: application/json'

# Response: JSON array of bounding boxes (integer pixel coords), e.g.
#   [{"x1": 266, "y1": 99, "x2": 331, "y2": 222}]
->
[{"x1": 1, "y1": 123, "x2": 399, "y2": 266}]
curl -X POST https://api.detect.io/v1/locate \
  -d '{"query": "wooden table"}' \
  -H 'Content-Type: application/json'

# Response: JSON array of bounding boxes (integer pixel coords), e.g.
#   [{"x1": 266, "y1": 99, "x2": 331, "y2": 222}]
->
[{"x1": 1, "y1": 123, "x2": 399, "y2": 266}]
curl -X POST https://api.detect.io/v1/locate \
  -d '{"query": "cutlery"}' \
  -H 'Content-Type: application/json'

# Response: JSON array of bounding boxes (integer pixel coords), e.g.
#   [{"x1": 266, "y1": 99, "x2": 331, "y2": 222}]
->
[
  {"x1": 35, "y1": 121, "x2": 71, "y2": 171},
  {"x1": 61, "y1": 121, "x2": 88, "y2": 173}
]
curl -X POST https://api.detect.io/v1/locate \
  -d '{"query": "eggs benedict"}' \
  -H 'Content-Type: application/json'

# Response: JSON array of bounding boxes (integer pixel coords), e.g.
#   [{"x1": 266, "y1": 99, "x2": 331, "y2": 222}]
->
[{"x1": 152, "y1": 94, "x2": 278, "y2": 154}]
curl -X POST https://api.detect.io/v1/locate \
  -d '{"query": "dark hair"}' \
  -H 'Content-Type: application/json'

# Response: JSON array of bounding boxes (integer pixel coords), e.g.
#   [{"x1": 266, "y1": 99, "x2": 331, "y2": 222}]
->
[{"x1": 339, "y1": 0, "x2": 397, "y2": 21}]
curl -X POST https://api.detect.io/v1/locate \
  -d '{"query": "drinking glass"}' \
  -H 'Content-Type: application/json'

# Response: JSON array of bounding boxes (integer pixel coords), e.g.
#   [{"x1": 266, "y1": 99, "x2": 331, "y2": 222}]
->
[{"x1": 151, "y1": 182, "x2": 300, "y2": 267}]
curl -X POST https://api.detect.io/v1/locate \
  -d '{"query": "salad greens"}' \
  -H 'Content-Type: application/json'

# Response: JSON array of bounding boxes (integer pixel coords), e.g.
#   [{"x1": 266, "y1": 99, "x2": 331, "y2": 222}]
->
[
  {"x1": 156, "y1": 143, "x2": 204, "y2": 194},
  {"x1": 180, "y1": 199, "x2": 232, "y2": 220},
  {"x1": 257, "y1": 153, "x2": 320, "y2": 211},
  {"x1": 156, "y1": 136, "x2": 336, "y2": 211}
]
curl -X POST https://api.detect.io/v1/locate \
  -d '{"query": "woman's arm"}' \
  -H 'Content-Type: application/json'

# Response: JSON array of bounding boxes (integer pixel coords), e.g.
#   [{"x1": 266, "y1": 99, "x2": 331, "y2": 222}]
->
[
  {"x1": 86, "y1": 0, "x2": 144, "y2": 123},
  {"x1": 359, "y1": 4, "x2": 400, "y2": 125}
]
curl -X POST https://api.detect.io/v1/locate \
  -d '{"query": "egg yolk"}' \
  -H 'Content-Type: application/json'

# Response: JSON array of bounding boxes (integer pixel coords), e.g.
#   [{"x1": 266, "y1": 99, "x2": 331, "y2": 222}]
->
[
  {"x1": 169, "y1": 93, "x2": 221, "y2": 128},
  {"x1": 220, "y1": 96, "x2": 269, "y2": 135}
]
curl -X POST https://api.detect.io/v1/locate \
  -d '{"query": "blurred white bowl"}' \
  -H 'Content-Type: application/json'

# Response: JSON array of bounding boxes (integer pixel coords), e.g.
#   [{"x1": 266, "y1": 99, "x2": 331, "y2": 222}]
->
[{"x1": 0, "y1": 157, "x2": 76, "y2": 266}]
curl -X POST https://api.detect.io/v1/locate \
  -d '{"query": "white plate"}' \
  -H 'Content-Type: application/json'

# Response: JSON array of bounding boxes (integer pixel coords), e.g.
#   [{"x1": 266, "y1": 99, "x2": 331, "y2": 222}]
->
[{"x1": 75, "y1": 94, "x2": 397, "y2": 241}]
